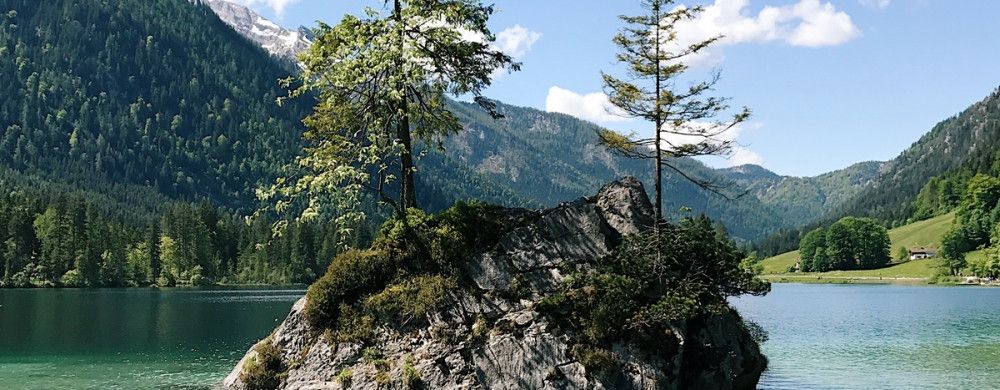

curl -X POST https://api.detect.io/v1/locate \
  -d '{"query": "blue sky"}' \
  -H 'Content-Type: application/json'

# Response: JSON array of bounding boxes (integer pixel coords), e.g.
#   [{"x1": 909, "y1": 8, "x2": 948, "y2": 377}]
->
[{"x1": 229, "y1": 0, "x2": 1000, "y2": 177}]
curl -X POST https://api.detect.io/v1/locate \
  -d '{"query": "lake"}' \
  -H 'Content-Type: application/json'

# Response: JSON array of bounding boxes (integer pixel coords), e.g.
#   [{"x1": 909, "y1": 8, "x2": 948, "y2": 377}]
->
[
  {"x1": 732, "y1": 283, "x2": 1000, "y2": 389},
  {"x1": 0, "y1": 287, "x2": 304, "y2": 389},
  {"x1": 3, "y1": 284, "x2": 1000, "y2": 389}
]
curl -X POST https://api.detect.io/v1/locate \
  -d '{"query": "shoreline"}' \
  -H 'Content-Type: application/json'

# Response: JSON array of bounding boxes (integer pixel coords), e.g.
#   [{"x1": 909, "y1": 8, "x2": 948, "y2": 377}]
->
[{"x1": 761, "y1": 274, "x2": 997, "y2": 286}]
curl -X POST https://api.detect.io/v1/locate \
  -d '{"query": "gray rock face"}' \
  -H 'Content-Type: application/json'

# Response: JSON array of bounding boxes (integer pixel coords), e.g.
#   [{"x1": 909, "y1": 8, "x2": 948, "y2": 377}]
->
[
  {"x1": 201, "y1": 0, "x2": 312, "y2": 62},
  {"x1": 224, "y1": 177, "x2": 765, "y2": 390}
]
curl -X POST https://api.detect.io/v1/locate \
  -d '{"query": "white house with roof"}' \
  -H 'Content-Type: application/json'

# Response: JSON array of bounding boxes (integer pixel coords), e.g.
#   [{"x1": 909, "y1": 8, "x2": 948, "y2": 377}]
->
[{"x1": 908, "y1": 247, "x2": 937, "y2": 260}]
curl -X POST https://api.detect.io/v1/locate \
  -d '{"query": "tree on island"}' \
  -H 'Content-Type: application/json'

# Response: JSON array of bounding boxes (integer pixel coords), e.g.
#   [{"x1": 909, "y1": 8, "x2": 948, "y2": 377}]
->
[
  {"x1": 263, "y1": 0, "x2": 519, "y2": 236},
  {"x1": 597, "y1": 0, "x2": 750, "y2": 224}
]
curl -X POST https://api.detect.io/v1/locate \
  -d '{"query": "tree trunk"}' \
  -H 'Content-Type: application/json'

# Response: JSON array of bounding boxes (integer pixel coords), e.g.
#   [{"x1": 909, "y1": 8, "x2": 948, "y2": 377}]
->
[
  {"x1": 398, "y1": 107, "x2": 417, "y2": 211},
  {"x1": 653, "y1": 2, "x2": 664, "y2": 226},
  {"x1": 394, "y1": 0, "x2": 417, "y2": 212}
]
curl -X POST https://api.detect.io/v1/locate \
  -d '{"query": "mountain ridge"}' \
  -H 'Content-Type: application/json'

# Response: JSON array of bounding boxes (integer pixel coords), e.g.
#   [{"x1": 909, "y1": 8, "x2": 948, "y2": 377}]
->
[{"x1": 202, "y1": 0, "x2": 312, "y2": 62}]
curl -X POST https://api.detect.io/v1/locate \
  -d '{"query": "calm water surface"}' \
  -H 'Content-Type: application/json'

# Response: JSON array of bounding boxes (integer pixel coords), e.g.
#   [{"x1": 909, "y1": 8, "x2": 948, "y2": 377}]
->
[
  {"x1": 732, "y1": 283, "x2": 1000, "y2": 389},
  {"x1": 0, "y1": 287, "x2": 303, "y2": 389},
  {"x1": 3, "y1": 284, "x2": 1000, "y2": 389}
]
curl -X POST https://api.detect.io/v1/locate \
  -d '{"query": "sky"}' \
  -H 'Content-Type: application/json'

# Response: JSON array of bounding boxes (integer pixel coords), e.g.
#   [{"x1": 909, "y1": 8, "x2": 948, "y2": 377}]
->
[{"x1": 226, "y1": 0, "x2": 1000, "y2": 177}]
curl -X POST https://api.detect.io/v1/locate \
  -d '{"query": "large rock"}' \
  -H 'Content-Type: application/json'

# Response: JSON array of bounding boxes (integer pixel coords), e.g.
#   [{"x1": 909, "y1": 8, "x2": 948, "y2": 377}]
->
[{"x1": 224, "y1": 177, "x2": 766, "y2": 389}]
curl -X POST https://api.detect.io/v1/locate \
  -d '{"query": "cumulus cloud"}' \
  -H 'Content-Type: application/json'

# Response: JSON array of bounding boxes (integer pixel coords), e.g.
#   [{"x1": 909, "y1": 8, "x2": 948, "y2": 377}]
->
[
  {"x1": 225, "y1": 0, "x2": 299, "y2": 17},
  {"x1": 859, "y1": 0, "x2": 891, "y2": 9},
  {"x1": 544, "y1": 87, "x2": 629, "y2": 123},
  {"x1": 671, "y1": 0, "x2": 861, "y2": 67},
  {"x1": 495, "y1": 25, "x2": 541, "y2": 59},
  {"x1": 728, "y1": 147, "x2": 765, "y2": 166},
  {"x1": 545, "y1": 86, "x2": 764, "y2": 167}
]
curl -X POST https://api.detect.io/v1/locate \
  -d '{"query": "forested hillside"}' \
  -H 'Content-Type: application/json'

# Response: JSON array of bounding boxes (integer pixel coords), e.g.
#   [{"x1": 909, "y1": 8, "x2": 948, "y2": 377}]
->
[
  {"x1": 757, "y1": 87, "x2": 1000, "y2": 256},
  {"x1": 0, "y1": 0, "x2": 307, "y2": 210},
  {"x1": 721, "y1": 161, "x2": 882, "y2": 223},
  {"x1": 0, "y1": 0, "x2": 880, "y2": 286},
  {"x1": 838, "y1": 88, "x2": 1000, "y2": 224}
]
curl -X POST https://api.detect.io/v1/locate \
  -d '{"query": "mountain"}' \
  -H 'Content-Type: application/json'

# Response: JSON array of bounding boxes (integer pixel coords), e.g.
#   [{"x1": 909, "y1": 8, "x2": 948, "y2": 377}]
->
[
  {"x1": 202, "y1": 0, "x2": 312, "y2": 62},
  {"x1": 756, "y1": 87, "x2": 1000, "y2": 256},
  {"x1": 0, "y1": 0, "x2": 308, "y2": 213},
  {"x1": 835, "y1": 87, "x2": 1000, "y2": 223},
  {"x1": 0, "y1": 0, "x2": 867, "y2": 244},
  {"x1": 721, "y1": 161, "x2": 883, "y2": 223},
  {"x1": 0, "y1": 0, "x2": 881, "y2": 250}
]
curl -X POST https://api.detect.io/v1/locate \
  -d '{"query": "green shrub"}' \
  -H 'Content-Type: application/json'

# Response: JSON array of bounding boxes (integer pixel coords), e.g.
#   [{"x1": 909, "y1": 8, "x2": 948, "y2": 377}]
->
[
  {"x1": 538, "y1": 216, "x2": 770, "y2": 346},
  {"x1": 60, "y1": 269, "x2": 82, "y2": 287},
  {"x1": 156, "y1": 269, "x2": 176, "y2": 287},
  {"x1": 305, "y1": 249, "x2": 396, "y2": 328},
  {"x1": 304, "y1": 202, "x2": 514, "y2": 337},
  {"x1": 372, "y1": 201, "x2": 511, "y2": 274},
  {"x1": 361, "y1": 347, "x2": 383, "y2": 363},
  {"x1": 330, "y1": 303, "x2": 375, "y2": 343},
  {"x1": 402, "y1": 356, "x2": 422, "y2": 389},
  {"x1": 571, "y1": 345, "x2": 617, "y2": 376},
  {"x1": 239, "y1": 338, "x2": 285, "y2": 390},
  {"x1": 365, "y1": 275, "x2": 455, "y2": 324},
  {"x1": 334, "y1": 368, "x2": 353, "y2": 386}
]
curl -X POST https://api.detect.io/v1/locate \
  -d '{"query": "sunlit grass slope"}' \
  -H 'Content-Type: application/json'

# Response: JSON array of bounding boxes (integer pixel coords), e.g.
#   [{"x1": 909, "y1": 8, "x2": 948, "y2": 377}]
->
[{"x1": 761, "y1": 212, "x2": 956, "y2": 278}]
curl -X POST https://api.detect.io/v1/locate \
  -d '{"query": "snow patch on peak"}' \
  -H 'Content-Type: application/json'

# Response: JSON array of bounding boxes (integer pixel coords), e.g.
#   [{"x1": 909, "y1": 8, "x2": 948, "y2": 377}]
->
[{"x1": 200, "y1": 0, "x2": 311, "y2": 61}]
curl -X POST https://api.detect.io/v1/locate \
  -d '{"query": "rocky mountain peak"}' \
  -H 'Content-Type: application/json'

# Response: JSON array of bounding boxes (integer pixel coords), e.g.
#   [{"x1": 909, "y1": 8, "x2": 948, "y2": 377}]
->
[{"x1": 201, "y1": 0, "x2": 311, "y2": 61}]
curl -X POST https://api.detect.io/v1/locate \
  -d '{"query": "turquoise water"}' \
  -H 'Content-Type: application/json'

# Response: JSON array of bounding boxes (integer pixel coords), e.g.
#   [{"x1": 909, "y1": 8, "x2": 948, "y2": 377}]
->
[
  {"x1": 0, "y1": 287, "x2": 303, "y2": 389},
  {"x1": 731, "y1": 283, "x2": 1000, "y2": 389},
  {"x1": 4, "y1": 285, "x2": 1000, "y2": 389}
]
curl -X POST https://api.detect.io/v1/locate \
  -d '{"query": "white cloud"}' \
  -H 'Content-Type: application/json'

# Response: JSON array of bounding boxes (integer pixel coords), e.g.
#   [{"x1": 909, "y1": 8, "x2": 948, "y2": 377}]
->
[
  {"x1": 544, "y1": 87, "x2": 629, "y2": 123},
  {"x1": 671, "y1": 0, "x2": 861, "y2": 67},
  {"x1": 224, "y1": 0, "x2": 299, "y2": 17},
  {"x1": 544, "y1": 86, "x2": 765, "y2": 168},
  {"x1": 728, "y1": 147, "x2": 765, "y2": 166},
  {"x1": 859, "y1": 0, "x2": 891, "y2": 9},
  {"x1": 495, "y1": 25, "x2": 541, "y2": 59}
]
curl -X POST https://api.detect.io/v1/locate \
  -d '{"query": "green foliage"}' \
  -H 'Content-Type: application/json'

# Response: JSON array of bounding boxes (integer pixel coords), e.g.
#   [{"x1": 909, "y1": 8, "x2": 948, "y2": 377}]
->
[
  {"x1": 570, "y1": 345, "x2": 618, "y2": 376},
  {"x1": 0, "y1": 190, "x2": 344, "y2": 288},
  {"x1": 60, "y1": 269, "x2": 82, "y2": 288},
  {"x1": 538, "y1": 216, "x2": 769, "y2": 347},
  {"x1": 304, "y1": 249, "x2": 397, "y2": 329},
  {"x1": 941, "y1": 229, "x2": 969, "y2": 276},
  {"x1": 798, "y1": 228, "x2": 827, "y2": 272},
  {"x1": 334, "y1": 368, "x2": 353, "y2": 386},
  {"x1": 912, "y1": 176, "x2": 963, "y2": 220},
  {"x1": 0, "y1": 0, "x2": 306, "y2": 211},
  {"x1": 0, "y1": 0, "x2": 362, "y2": 288},
  {"x1": 365, "y1": 275, "x2": 455, "y2": 325},
  {"x1": 240, "y1": 339, "x2": 286, "y2": 390},
  {"x1": 598, "y1": 0, "x2": 749, "y2": 221},
  {"x1": 372, "y1": 200, "x2": 510, "y2": 274},
  {"x1": 402, "y1": 356, "x2": 422, "y2": 389},
  {"x1": 971, "y1": 230, "x2": 1000, "y2": 278},
  {"x1": 266, "y1": 0, "x2": 518, "y2": 231},
  {"x1": 835, "y1": 89, "x2": 1000, "y2": 225},
  {"x1": 939, "y1": 173, "x2": 1000, "y2": 276},
  {"x1": 798, "y1": 217, "x2": 890, "y2": 271},
  {"x1": 361, "y1": 347, "x2": 383, "y2": 363},
  {"x1": 896, "y1": 246, "x2": 911, "y2": 262},
  {"x1": 304, "y1": 201, "x2": 516, "y2": 339}
]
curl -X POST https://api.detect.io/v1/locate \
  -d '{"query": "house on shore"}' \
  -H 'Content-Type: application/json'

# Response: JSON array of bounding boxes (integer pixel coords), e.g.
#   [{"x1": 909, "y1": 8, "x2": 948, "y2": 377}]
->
[{"x1": 908, "y1": 247, "x2": 937, "y2": 260}]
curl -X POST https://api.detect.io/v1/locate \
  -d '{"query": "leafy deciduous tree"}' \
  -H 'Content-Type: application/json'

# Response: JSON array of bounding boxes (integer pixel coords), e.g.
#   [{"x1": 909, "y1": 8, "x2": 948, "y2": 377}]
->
[{"x1": 266, "y1": 0, "x2": 519, "y2": 236}]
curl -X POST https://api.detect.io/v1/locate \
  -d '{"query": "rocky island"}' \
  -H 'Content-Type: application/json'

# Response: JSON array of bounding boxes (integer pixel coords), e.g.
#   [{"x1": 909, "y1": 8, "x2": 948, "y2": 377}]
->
[{"x1": 225, "y1": 178, "x2": 767, "y2": 389}]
